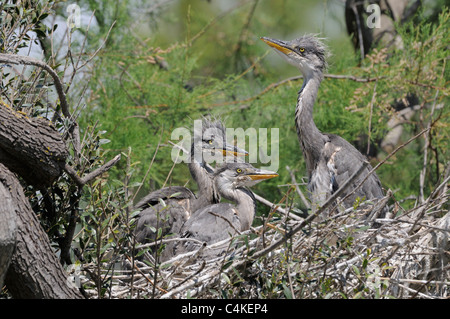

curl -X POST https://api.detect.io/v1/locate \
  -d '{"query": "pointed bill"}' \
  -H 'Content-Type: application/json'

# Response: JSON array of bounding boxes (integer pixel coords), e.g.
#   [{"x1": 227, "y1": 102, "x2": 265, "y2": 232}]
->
[{"x1": 260, "y1": 37, "x2": 293, "y2": 55}]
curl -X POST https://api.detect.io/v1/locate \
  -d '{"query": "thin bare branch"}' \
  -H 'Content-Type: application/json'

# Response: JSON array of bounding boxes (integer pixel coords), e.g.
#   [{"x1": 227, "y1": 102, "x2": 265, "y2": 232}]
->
[
  {"x1": 65, "y1": 154, "x2": 121, "y2": 186},
  {"x1": 419, "y1": 89, "x2": 440, "y2": 203},
  {"x1": 250, "y1": 161, "x2": 369, "y2": 260},
  {"x1": 0, "y1": 53, "x2": 70, "y2": 118},
  {"x1": 286, "y1": 165, "x2": 310, "y2": 209}
]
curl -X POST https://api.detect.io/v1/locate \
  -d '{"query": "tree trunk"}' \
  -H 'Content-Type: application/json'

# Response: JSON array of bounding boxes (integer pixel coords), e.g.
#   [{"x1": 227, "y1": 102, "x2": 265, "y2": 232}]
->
[
  {"x1": 0, "y1": 104, "x2": 68, "y2": 187},
  {"x1": 0, "y1": 181, "x2": 16, "y2": 288},
  {"x1": 0, "y1": 164, "x2": 83, "y2": 299}
]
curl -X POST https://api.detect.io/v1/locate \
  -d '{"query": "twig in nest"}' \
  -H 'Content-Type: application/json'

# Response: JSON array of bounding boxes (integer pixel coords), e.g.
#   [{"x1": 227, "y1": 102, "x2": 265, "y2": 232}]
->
[
  {"x1": 250, "y1": 161, "x2": 370, "y2": 260},
  {"x1": 208, "y1": 211, "x2": 242, "y2": 235},
  {"x1": 125, "y1": 255, "x2": 168, "y2": 294},
  {"x1": 253, "y1": 193, "x2": 300, "y2": 219},
  {"x1": 286, "y1": 165, "x2": 310, "y2": 209},
  {"x1": 169, "y1": 261, "x2": 206, "y2": 291}
]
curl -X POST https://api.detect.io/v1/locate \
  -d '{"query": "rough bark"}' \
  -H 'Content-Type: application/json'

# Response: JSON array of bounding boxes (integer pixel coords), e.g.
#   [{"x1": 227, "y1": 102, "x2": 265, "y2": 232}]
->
[
  {"x1": 0, "y1": 181, "x2": 16, "y2": 288},
  {"x1": 0, "y1": 104, "x2": 68, "y2": 187},
  {"x1": 0, "y1": 164, "x2": 83, "y2": 299}
]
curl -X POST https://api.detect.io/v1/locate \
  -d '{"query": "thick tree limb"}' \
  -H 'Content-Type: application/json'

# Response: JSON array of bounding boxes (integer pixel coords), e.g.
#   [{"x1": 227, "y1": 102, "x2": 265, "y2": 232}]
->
[
  {"x1": 0, "y1": 105, "x2": 68, "y2": 186},
  {"x1": 0, "y1": 182, "x2": 16, "y2": 288},
  {"x1": 0, "y1": 164, "x2": 83, "y2": 298}
]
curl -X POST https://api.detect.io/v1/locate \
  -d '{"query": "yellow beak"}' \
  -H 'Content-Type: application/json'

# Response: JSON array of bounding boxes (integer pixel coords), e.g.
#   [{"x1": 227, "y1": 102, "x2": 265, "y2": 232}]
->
[{"x1": 261, "y1": 37, "x2": 293, "y2": 55}]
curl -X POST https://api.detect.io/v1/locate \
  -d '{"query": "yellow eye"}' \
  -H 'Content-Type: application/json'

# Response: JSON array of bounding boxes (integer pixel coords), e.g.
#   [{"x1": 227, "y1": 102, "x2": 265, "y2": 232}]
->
[
  {"x1": 208, "y1": 140, "x2": 213, "y2": 144},
  {"x1": 236, "y1": 168, "x2": 242, "y2": 173},
  {"x1": 299, "y1": 47, "x2": 305, "y2": 53}
]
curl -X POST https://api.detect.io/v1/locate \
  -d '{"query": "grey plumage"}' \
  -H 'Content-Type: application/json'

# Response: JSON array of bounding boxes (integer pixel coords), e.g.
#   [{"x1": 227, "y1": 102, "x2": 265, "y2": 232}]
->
[
  {"x1": 262, "y1": 34, "x2": 384, "y2": 212},
  {"x1": 173, "y1": 162, "x2": 278, "y2": 259},
  {"x1": 134, "y1": 117, "x2": 247, "y2": 247},
  {"x1": 134, "y1": 186, "x2": 195, "y2": 245}
]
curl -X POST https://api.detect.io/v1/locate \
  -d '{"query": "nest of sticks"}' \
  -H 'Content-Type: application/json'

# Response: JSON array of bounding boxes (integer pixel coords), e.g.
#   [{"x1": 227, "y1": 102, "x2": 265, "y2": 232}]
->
[{"x1": 78, "y1": 164, "x2": 448, "y2": 299}]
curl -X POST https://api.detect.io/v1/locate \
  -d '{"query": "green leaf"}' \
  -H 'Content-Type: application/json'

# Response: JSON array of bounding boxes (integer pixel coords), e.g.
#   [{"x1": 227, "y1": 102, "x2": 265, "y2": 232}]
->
[
  {"x1": 221, "y1": 273, "x2": 231, "y2": 285},
  {"x1": 362, "y1": 259, "x2": 368, "y2": 269},
  {"x1": 99, "y1": 139, "x2": 111, "y2": 145},
  {"x1": 169, "y1": 192, "x2": 182, "y2": 198},
  {"x1": 283, "y1": 283, "x2": 293, "y2": 299},
  {"x1": 352, "y1": 265, "x2": 360, "y2": 276}
]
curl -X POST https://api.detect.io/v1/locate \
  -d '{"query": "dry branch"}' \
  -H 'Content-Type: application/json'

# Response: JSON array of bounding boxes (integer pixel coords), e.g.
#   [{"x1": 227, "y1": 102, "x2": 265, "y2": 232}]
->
[
  {"x1": 253, "y1": 193, "x2": 303, "y2": 221},
  {"x1": 250, "y1": 161, "x2": 370, "y2": 260},
  {"x1": 341, "y1": 128, "x2": 430, "y2": 205},
  {"x1": 209, "y1": 73, "x2": 380, "y2": 108},
  {"x1": 64, "y1": 154, "x2": 121, "y2": 186},
  {"x1": 286, "y1": 165, "x2": 310, "y2": 210}
]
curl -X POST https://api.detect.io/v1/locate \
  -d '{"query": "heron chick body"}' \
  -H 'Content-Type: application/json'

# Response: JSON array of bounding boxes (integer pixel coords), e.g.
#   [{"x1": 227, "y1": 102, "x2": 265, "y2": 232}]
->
[
  {"x1": 261, "y1": 35, "x2": 384, "y2": 212},
  {"x1": 134, "y1": 118, "x2": 247, "y2": 248},
  {"x1": 173, "y1": 162, "x2": 278, "y2": 259}
]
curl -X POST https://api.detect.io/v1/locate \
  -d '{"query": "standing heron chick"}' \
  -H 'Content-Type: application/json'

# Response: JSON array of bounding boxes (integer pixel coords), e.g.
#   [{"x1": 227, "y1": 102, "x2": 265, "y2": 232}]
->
[{"x1": 261, "y1": 34, "x2": 384, "y2": 212}]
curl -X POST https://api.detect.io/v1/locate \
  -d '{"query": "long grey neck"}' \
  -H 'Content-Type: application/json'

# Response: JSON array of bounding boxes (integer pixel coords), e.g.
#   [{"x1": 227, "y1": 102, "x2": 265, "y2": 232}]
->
[
  {"x1": 295, "y1": 72, "x2": 327, "y2": 177},
  {"x1": 188, "y1": 154, "x2": 220, "y2": 213},
  {"x1": 218, "y1": 183, "x2": 256, "y2": 231}
]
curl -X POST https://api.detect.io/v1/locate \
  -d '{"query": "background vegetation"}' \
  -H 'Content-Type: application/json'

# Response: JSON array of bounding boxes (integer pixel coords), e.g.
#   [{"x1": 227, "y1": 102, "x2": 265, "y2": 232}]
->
[
  {"x1": 76, "y1": 0, "x2": 448, "y2": 204},
  {"x1": 0, "y1": 0, "x2": 448, "y2": 299}
]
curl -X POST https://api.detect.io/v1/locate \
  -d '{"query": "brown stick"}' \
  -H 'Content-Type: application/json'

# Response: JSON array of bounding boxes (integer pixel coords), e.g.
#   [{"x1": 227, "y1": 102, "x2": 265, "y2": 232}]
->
[
  {"x1": 250, "y1": 161, "x2": 370, "y2": 260},
  {"x1": 64, "y1": 154, "x2": 121, "y2": 186},
  {"x1": 340, "y1": 128, "x2": 430, "y2": 205}
]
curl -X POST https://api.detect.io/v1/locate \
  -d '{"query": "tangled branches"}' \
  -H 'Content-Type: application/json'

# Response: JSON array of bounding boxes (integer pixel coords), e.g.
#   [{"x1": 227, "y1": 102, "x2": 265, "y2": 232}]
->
[{"x1": 77, "y1": 160, "x2": 449, "y2": 299}]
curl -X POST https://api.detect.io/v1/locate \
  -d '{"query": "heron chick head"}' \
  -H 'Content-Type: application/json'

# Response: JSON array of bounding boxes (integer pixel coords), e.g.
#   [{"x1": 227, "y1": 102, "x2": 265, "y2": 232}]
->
[
  {"x1": 261, "y1": 34, "x2": 328, "y2": 77},
  {"x1": 215, "y1": 162, "x2": 278, "y2": 189},
  {"x1": 192, "y1": 117, "x2": 248, "y2": 160}
]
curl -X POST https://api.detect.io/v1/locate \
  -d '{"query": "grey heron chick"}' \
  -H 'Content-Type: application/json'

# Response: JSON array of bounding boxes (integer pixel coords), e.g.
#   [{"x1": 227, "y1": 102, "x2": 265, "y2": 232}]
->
[
  {"x1": 173, "y1": 162, "x2": 278, "y2": 259},
  {"x1": 261, "y1": 35, "x2": 384, "y2": 213},
  {"x1": 134, "y1": 118, "x2": 248, "y2": 248}
]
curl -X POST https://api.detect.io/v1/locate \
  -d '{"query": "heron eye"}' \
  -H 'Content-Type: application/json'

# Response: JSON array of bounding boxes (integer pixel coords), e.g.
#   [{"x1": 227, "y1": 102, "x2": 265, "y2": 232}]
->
[
  {"x1": 208, "y1": 140, "x2": 213, "y2": 144},
  {"x1": 299, "y1": 47, "x2": 305, "y2": 53},
  {"x1": 236, "y1": 168, "x2": 242, "y2": 173}
]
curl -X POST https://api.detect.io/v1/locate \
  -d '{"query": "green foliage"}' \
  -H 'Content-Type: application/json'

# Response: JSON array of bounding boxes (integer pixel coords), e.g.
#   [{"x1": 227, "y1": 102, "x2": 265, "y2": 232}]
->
[
  {"x1": 76, "y1": 146, "x2": 136, "y2": 297},
  {"x1": 80, "y1": 0, "x2": 349, "y2": 203},
  {"x1": 78, "y1": 1, "x2": 449, "y2": 214},
  {"x1": 0, "y1": 1, "x2": 54, "y2": 53},
  {"x1": 2, "y1": 0, "x2": 448, "y2": 299},
  {"x1": 348, "y1": 8, "x2": 450, "y2": 200}
]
